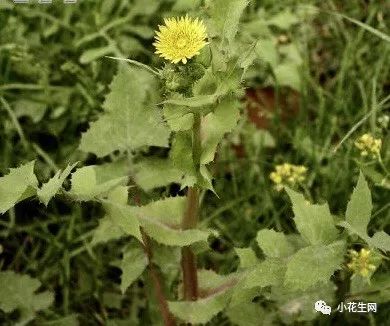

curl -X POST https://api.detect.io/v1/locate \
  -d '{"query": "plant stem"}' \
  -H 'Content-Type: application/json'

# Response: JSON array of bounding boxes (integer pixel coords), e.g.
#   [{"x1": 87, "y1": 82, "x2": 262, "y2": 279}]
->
[
  {"x1": 141, "y1": 230, "x2": 176, "y2": 326},
  {"x1": 181, "y1": 113, "x2": 202, "y2": 301}
]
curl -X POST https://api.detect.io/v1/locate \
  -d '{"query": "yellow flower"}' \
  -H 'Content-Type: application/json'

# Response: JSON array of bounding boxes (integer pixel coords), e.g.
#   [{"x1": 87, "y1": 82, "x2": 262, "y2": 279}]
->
[
  {"x1": 270, "y1": 163, "x2": 307, "y2": 191},
  {"x1": 347, "y1": 248, "x2": 378, "y2": 278},
  {"x1": 153, "y1": 15, "x2": 208, "y2": 64},
  {"x1": 354, "y1": 133, "x2": 382, "y2": 158}
]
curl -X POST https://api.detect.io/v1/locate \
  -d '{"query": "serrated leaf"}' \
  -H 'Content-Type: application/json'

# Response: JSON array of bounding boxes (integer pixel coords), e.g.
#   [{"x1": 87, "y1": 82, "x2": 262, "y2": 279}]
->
[
  {"x1": 37, "y1": 163, "x2": 78, "y2": 206},
  {"x1": 132, "y1": 158, "x2": 183, "y2": 191},
  {"x1": 103, "y1": 202, "x2": 142, "y2": 243},
  {"x1": 0, "y1": 161, "x2": 37, "y2": 214},
  {"x1": 134, "y1": 197, "x2": 211, "y2": 246},
  {"x1": 286, "y1": 188, "x2": 338, "y2": 245},
  {"x1": 91, "y1": 217, "x2": 126, "y2": 246},
  {"x1": 119, "y1": 244, "x2": 148, "y2": 294},
  {"x1": 69, "y1": 166, "x2": 127, "y2": 201},
  {"x1": 135, "y1": 196, "x2": 186, "y2": 225},
  {"x1": 338, "y1": 222, "x2": 390, "y2": 252},
  {"x1": 256, "y1": 229, "x2": 294, "y2": 258},
  {"x1": 244, "y1": 259, "x2": 286, "y2": 289},
  {"x1": 140, "y1": 216, "x2": 210, "y2": 247},
  {"x1": 0, "y1": 271, "x2": 53, "y2": 325},
  {"x1": 284, "y1": 241, "x2": 345, "y2": 290},
  {"x1": 80, "y1": 65, "x2": 170, "y2": 157},
  {"x1": 201, "y1": 97, "x2": 240, "y2": 164},
  {"x1": 346, "y1": 172, "x2": 372, "y2": 234},
  {"x1": 206, "y1": 0, "x2": 249, "y2": 45}
]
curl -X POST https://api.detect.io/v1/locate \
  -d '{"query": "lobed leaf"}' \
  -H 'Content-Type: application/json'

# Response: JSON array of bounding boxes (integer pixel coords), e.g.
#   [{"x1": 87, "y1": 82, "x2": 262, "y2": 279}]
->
[
  {"x1": 80, "y1": 65, "x2": 170, "y2": 157},
  {"x1": 37, "y1": 162, "x2": 78, "y2": 206}
]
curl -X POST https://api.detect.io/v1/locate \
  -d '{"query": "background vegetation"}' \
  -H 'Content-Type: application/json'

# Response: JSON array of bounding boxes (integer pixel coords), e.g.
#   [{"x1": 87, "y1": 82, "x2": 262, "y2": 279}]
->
[{"x1": 0, "y1": 0, "x2": 389, "y2": 325}]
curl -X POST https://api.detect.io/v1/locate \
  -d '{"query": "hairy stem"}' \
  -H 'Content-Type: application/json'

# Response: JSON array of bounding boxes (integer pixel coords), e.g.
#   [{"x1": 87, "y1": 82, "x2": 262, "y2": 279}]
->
[
  {"x1": 141, "y1": 230, "x2": 176, "y2": 326},
  {"x1": 181, "y1": 113, "x2": 202, "y2": 301}
]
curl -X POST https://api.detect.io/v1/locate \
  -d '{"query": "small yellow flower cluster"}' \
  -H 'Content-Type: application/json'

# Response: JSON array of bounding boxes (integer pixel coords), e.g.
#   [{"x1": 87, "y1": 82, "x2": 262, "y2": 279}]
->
[
  {"x1": 347, "y1": 248, "x2": 377, "y2": 278},
  {"x1": 270, "y1": 163, "x2": 307, "y2": 191},
  {"x1": 153, "y1": 15, "x2": 208, "y2": 64},
  {"x1": 354, "y1": 133, "x2": 382, "y2": 158}
]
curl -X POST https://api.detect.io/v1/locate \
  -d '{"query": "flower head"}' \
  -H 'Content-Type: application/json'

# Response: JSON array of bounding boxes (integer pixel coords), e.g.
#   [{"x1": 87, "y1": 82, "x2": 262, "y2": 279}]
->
[
  {"x1": 270, "y1": 163, "x2": 307, "y2": 191},
  {"x1": 354, "y1": 133, "x2": 382, "y2": 158},
  {"x1": 347, "y1": 248, "x2": 378, "y2": 278},
  {"x1": 153, "y1": 15, "x2": 208, "y2": 64}
]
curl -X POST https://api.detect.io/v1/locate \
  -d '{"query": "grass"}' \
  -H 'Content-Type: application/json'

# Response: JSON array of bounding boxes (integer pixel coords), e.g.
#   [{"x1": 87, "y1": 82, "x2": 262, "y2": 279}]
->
[{"x1": 0, "y1": 0, "x2": 389, "y2": 325}]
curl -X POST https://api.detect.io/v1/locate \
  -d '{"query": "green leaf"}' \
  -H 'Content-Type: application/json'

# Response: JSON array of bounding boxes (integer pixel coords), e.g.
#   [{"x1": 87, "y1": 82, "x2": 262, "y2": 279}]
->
[
  {"x1": 37, "y1": 163, "x2": 78, "y2": 206},
  {"x1": 137, "y1": 197, "x2": 211, "y2": 246},
  {"x1": 69, "y1": 166, "x2": 127, "y2": 201},
  {"x1": 163, "y1": 94, "x2": 218, "y2": 108},
  {"x1": 201, "y1": 97, "x2": 240, "y2": 164},
  {"x1": 170, "y1": 131, "x2": 197, "y2": 188},
  {"x1": 284, "y1": 241, "x2": 345, "y2": 290},
  {"x1": 226, "y1": 303, "x2": 264, "y2": 326},
  {"x1": 206, "y1": 0, "x2": 249, "y2": 45},
  {"x1": 274, "y1": 63, "x2": 301, "y2": 91},
  {"x1": 271, "y1": 282, "x2": 335, "y2": 322},
  {"x1": 244, "y1": 259, "x2": 286, "y2": 289},
  {"x1": 132, "y1": 158, "x2": 183, "y2": 191},
  {"x1": 338, "y1": 222, "x2": 390, "y2": 252},
  {"x1": 370, "y1": 231, "x2": 390, "y2": 252},
  {"x1": 163, "y1": 104, "x2": 194, "y2": 131},
  {"x1": 255, "y1": 39, "x2": 279, "y2": 68},
  {"x1": 0, "y1": 161, "x2": 38, "y2": 214},
  {"x1": 346, "y1": 171, "x2": 372, "y2": 234},
  {"x1": 91, "y1": 216, "x2": 126, "y2": 246},
  {"x1": 103, "y1": 202, "x2": 142, "y2": 243},
  {"x1": 286, "y1": 188, "x2": 338, "y2": 245},
  {"x1": 119, "y1": 244, "x2": 148, "y2": 294},
  {"x1": 135, "y1": 197, "x2": 210, "y2": 247},
  {"x1": 0, "y1": 271, "x2": 53, "y2": 325},
  {"x1": 256, "y1": 229, "x2": 294, "y2": 258},
  {"x1": 169, "y1": 270, "x2": 238, "y2": 324},
  {"x1": 235, "y1": 247, "x2": 258, "y2": 269},
  {"x1": 80, "y1": 65, "x2": 170, "y2": 157},
  {"x1": 91, "y1": 186, "x2": 128, "y2": 246}
]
